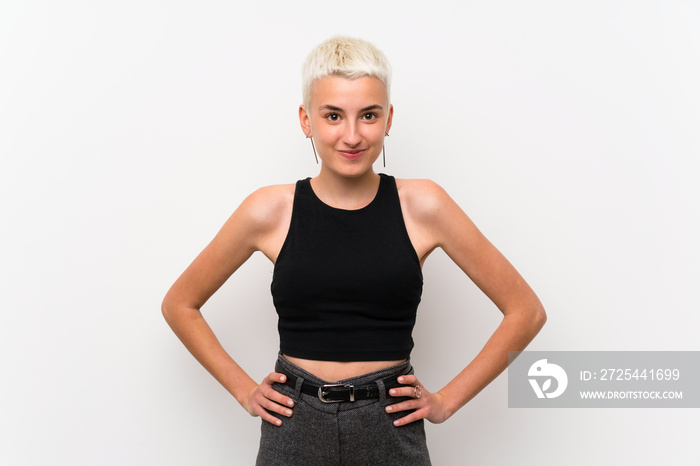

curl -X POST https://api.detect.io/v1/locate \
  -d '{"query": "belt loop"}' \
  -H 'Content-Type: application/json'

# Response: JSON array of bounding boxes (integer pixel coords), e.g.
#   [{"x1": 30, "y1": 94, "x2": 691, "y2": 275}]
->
[
  {"x1": 293, "y1": 375, "x2": 304, "y2": 398},
  {"x1": 376, "y1": 379, "x2": 388, "y2": 405}
]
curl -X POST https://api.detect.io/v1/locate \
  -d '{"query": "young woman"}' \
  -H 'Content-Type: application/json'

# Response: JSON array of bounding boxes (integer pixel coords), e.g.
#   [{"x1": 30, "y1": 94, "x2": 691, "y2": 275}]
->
[{"x1": 162, "y1": 36, "x2": 546, "y2": 465}]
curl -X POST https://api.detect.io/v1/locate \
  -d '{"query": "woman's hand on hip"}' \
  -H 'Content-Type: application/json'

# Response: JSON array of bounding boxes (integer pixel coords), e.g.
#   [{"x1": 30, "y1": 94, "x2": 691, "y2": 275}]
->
[
  {"x1": 243, "y1": 372, "x2": 295, "y2": 426},
  {"x1": 385, "y1": 374, "x2": 450, "y2": 426}
]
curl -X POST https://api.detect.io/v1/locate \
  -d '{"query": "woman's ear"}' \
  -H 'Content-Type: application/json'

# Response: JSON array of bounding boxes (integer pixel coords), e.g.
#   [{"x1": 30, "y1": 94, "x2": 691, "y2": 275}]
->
[
  {"x1": 299, "y1": 105, "x2": 312, "y2": 137},
  {"x1": 386, "y1": 104, "x2": 394, "y2": 134}
]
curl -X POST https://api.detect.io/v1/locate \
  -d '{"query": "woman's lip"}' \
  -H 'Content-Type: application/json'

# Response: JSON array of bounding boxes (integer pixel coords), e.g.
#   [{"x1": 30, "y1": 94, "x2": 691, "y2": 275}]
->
[{"x1": 338, "y1": 149, "x2": 366, "y2": 159}]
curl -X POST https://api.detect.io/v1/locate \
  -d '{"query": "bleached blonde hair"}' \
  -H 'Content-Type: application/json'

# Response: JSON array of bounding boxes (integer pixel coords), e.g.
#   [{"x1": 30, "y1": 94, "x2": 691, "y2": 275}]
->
[{"x1": 302, "y1": 36, "x2": 392, "y2": 110}]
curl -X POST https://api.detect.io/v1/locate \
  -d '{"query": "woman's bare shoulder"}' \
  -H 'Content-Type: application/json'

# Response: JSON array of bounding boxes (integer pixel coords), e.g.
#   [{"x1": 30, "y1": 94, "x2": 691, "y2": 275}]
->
[
  {"x1": 395, "y1": 178, "x2": 456, "y2": 221},
  {"x1": 237, "y1": 183, "x2": 296, "y2": 232},
  {"x1": 245, "y1": 183, "x2": 296, "y2": 207},
  {"x1": 395, "y1": 177, "x2": 446, "y2": 194}
]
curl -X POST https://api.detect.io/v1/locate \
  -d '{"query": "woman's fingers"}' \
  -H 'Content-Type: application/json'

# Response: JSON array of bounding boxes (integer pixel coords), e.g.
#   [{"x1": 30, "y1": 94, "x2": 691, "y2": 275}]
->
[
  {"x1": 386, "y1": 374, "x2": 426, "y2": 419},
  {"x1": 247, "y1": 372, "x2": 295, "y2": 426},
  {"x1": 391, "y1": 407, "x2": 425, "y2": 426},
  {"x1": 386, "y1": 374, "x2": 449, "y2": 426},
  {"x1": 388, "y1": 385, "x2": 421, "y2": 399},
  {"x1": 388, "y1": 374, "x2": 423, "y2": 399},
  {"x1": 262, "y1": 372, "x2": 296, "y2": 408},
  {"x1": 256, "y1": 406, "x2": 286, "y2": 426}
]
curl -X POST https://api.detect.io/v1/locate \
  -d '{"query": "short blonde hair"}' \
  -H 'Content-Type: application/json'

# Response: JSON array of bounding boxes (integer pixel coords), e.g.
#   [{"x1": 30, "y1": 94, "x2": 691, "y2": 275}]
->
[{"x1": 302, "y1": 36, "x2": 392, "y2": 110}]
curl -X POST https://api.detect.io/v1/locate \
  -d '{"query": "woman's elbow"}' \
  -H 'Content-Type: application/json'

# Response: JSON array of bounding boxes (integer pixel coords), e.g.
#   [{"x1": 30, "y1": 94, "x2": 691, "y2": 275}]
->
[
  {"x1": 161, "y1": 294, "x2": 179, "y2": 325},
  {"x1": 529, "y1": 303, "x2": 547, "y2": 334},
  {"x1": 161, "y1": 298, "x2": 172, "y2": 323}
]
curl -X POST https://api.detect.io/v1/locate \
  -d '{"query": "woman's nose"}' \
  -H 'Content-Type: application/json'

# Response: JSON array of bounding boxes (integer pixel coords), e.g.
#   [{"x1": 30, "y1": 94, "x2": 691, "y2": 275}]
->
[{"x1": 342, "y1": 122, "x2": 362, "y2": 146}]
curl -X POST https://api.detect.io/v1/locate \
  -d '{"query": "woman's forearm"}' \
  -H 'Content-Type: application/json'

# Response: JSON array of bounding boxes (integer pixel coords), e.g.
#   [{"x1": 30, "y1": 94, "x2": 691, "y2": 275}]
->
[
  {"x1": 438, "y1": 306, "x2": 546, "y2": 418},
  {"x1": 162, "y1": 303, "x2": 257, "y2": 406}
]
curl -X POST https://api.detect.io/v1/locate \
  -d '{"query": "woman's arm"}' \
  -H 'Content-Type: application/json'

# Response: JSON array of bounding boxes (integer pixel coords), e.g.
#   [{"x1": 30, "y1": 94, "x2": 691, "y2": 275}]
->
[
  {"x1": 388, "y1": 179, "x2": 547, "y2": 426},
  {"x1": 161, "y1": 185, "x2": 296, "y2": 426}
]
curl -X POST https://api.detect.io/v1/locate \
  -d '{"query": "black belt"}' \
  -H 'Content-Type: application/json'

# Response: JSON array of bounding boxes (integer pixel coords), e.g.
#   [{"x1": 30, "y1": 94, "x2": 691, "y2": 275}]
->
[{"x1": 276, "y1": 362, "x2": 411, "y2": 403}]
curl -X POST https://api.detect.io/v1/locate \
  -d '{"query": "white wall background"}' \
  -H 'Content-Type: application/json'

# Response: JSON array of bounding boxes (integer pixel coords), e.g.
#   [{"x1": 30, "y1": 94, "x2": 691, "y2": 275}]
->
[{"x1": 2, "y1": 1, "x2": 698, "y2": 464}]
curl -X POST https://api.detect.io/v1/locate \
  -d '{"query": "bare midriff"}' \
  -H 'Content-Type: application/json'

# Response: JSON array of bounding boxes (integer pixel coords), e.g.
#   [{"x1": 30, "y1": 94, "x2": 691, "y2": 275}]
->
[{"x1": 282, "y1": 355, "x2": 407, "y2": 382}]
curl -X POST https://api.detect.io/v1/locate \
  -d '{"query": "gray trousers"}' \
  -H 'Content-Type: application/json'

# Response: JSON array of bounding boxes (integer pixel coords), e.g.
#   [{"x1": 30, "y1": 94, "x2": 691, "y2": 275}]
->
[{"x1": 256, "y1": 354, "x2": 432, "y2": 465}]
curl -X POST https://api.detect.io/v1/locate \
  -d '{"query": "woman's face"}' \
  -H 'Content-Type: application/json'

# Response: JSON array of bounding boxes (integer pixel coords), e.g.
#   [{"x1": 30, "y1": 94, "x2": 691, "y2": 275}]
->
[{"x1": 300, "y1": 75, "x2": 393, "y2": 179}]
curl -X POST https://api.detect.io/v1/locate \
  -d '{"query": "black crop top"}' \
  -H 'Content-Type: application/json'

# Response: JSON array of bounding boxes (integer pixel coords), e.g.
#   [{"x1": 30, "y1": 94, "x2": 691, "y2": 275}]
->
[{"x1": 271, "y1": 174, "x2": 423, "y2": 361}]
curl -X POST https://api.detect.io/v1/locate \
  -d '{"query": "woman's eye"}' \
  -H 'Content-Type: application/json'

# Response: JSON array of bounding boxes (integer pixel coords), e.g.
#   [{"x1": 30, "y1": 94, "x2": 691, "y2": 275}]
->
[
  {"x1": 327, "y1": 113, "x2": 340, "y2": 121},
  {"x1": 363, "y1": 112, "x2": 377, "y2": 120}
]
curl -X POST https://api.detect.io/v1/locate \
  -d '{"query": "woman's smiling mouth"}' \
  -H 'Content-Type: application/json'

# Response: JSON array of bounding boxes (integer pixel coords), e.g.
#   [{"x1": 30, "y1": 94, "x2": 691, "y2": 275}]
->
[{"x1": 338, "y1": 149, "x2": 366, "y2": 160}]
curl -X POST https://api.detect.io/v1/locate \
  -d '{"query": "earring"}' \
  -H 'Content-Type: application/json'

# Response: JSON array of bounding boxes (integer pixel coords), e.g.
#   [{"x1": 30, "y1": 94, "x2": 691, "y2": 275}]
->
[
  {"x1": 306, "y1": 131, "x2": 318, "y2": 164},
  {"x1": 382, "y1": 131, "x2": 389, "y2": 167}
]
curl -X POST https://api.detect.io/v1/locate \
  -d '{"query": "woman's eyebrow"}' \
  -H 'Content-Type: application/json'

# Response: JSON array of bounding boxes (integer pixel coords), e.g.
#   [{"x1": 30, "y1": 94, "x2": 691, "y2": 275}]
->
[
  {"x1": 319, "y1": 105, "x2": 344, "y2": 112},
  {"x1": 360, "y1": 105, "x2": 384, "y2": 112},
  {"x1": 318, "y1": 104, "x2": 384, "y2": 112}
]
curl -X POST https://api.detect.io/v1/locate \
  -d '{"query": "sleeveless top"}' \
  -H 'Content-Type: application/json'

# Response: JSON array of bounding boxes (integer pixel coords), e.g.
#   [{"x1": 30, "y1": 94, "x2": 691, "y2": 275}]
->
[{"x1": 271, "y1": 174, "x2": 423, "y2": 361}]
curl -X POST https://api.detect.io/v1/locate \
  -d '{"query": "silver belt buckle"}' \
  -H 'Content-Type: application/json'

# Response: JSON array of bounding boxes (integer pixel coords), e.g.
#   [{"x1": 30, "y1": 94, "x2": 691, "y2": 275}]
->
[{"x1": 318, "y1": 383, "x2": 355, "y2": 403}]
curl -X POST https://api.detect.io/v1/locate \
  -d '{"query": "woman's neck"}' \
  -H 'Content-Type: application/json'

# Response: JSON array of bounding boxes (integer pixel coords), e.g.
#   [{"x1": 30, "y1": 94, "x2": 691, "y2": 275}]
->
[{"x1": 310, "y1": 169, "x2": 381, "y2": 210}]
